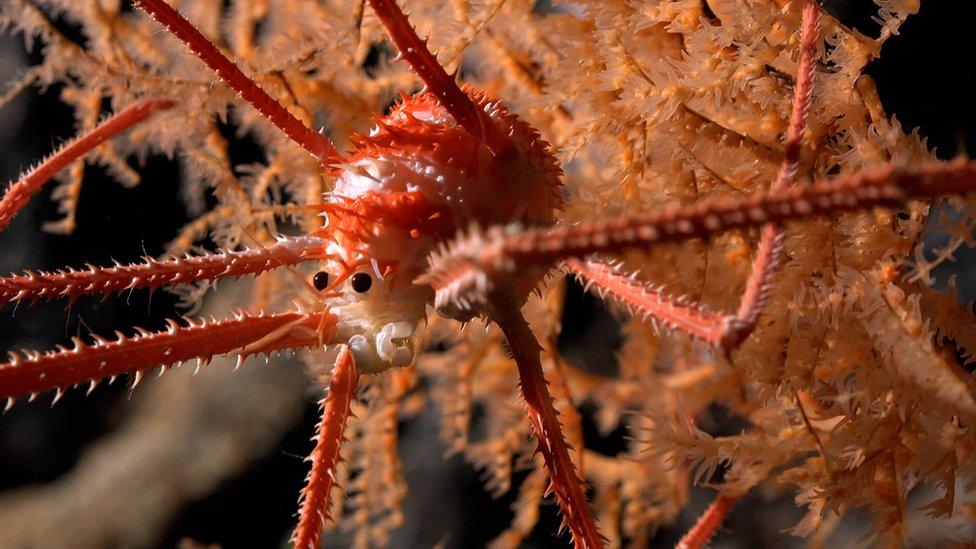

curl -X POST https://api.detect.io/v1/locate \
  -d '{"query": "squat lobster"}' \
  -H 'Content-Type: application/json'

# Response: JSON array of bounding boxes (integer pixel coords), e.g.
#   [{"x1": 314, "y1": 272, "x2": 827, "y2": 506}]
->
[{"x1": 0, "y1": 1, "x2": 974, "y2": 547}]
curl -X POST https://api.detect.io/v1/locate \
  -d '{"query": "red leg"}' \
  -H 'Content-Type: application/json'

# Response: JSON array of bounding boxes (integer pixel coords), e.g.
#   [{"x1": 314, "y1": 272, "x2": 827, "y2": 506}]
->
[
  {"x1": 0, "y1": 308, "x2": 336, "y2": 407},
  {"x1": 727, "y1": 0, "x2": 821, "y2": 347},
  {"x1": 676, "y1": 494, "x2": 737, "y2": 549},
  {"x1": 293, "y1": 346, "x2": 359, "y2": 549},
  {"x1": 133, "y1": 0, "x2": 338, "y2": 164},
  {"x1": 0, "y1": 98, "x2": 174, "y2": 233},
  {"x1": 562, "y1": 258, "x2": 730, "y2": 344},
  {"x1": 564, "y1": 2, "x2": 822, "y2": 351},
  {"x1": 489, "y1": 291, "x2": 604, "y2": 549},
  {"x1": 0, "y1": 236, "x2": 324, "y2": 308},
  {"x1": 421, "y1": 158, "x2": 976, "y2": 317},
  {"x1": 366, "y1": 0, "x2": 512, "y2": 156}
]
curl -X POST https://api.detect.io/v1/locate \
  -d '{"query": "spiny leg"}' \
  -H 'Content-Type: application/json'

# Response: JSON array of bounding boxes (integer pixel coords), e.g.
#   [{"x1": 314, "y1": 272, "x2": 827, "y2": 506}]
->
[
  {"x1": 675, "y1": 494, "x2": 737, "y2": 549},
  {"x1": 293, "y1": 346, "x2": 359, "y2": 549},
  {"x1": 0, "y1": 308, "x2": 336, "y2": 407},
  {"x1": 365, "y1": 0, "x2": 512, "y2": 156},
  {"x1": 566, "y1": 0, "x2": 822, "y2": 353},
  {"x1": 421, "y1": 159, "x2": 976, "y2": 317},
  {"x1": 0, "y1": 235, "x2": 324, "y2": 308},
  {"x1": 0, "y1": 98, "x2": 174, "y2": 233},
  {"x1": 488, "y1": 289, "x2": 604, "y2": 549},
  {"x1": 577, "y1": 4, "x2": 822, "y2": 541},
  {"x1": 133, "y1": 0, "x2": 338, "y2": 164}
]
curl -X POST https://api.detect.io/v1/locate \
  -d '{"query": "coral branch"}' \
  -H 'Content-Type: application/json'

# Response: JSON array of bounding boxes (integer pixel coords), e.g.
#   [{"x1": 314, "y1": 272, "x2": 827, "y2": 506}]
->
[
  {"x1": 729, "y1": 1, "x2": 820, "y2": 348},
  {"x1": 488, "y1": 292, "x2": 604, "y2": 549},
  {"x1": 0, "y1": 236, "x2": 325, "y2": 308},
  {"x1": 133, "y1": 0, "x2": 338, "y2": 163},
  {"x1": 676, "y1": 494, "x2": 738, "y2": 549},
  {"x1": 293, "y1": 347, "x2": 358, "y2": 549},
  {"x1": 562, "y1": 258, "x2": 729, "y2": 344},
  {"x1": 422, "y1": 159, "x2": 976, "y2": 315},
  {"x1": 0, "y1": 98, "x2": 174, "y2": 233},
  {"x1": 366, "y1": 0, "x2": 512, "y2": 156},
  {"x1": 0, "y1": 308, "x2": 336, "y2": 407}
]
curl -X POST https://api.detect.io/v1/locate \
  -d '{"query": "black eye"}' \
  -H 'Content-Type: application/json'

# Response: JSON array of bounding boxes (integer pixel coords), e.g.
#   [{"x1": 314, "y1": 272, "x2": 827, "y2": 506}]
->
[
  {"x1": 351, "y1": 272, "x2": 372, "y2": 293},
  {"x1": 312, "y1": 271, "x2": 330, "y2": 291}
]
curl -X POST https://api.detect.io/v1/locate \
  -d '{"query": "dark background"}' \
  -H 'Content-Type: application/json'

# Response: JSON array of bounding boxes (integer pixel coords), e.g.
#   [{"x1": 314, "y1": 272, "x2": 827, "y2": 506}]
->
[{"x1": 0, "y1": 1, "x2": 973, "y2": 547}]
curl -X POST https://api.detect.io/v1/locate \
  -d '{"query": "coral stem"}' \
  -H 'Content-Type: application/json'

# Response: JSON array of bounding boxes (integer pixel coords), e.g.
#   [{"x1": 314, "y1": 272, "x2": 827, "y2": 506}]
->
[
  {"x1": 489, "y1": 292, "x2": 604, "y2": 549},
  {"x1": 366, "y1": 0, "x2": 512, "y2": 156},
  {"x1": 133, "y1": 0, "x2": 338, "y2": 164},
  {"x1": 0, "y1": 308, "x2": 335, "y2": 406},
  {"x1": 0, "y1": 236, "x2": 324, "y2": 308},
  {"x1": 0, "y1": 98, "x2": 174, "y2": 233},
  {"x1": 676, "y1": 494, "x2": 738, "y2": 549},
  {"x1": 292, "y1": 347, "x2": 358, "y2": 549}
]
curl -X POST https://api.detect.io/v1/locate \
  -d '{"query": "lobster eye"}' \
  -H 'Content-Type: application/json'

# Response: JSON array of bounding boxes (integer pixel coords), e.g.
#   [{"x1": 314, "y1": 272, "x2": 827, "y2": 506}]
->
[
  {"x1": 312, "y1": 271, "x2": 330, "y2": 291},
  {"x1": 351, "y1": 272, "x2": 373, "y2": 293}
]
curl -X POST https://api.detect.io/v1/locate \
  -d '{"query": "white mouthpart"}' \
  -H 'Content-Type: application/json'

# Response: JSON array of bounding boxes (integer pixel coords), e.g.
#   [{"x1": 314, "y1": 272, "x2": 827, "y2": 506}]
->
[{"x1": 347, "y1": 322, "x2": 417, "y2": 372}]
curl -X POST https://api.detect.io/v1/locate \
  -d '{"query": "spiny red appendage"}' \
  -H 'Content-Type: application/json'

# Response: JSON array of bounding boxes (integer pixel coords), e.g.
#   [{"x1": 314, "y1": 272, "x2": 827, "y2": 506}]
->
[
  {"x1": 293, "y1": 347, "x2": 358, "y2": 549},
  {"x1": 733, "y1": 2, "x2": 820, "y2": 343},
  {"x1": 133, "y1": 0, "x2": 338, "y2": 164},
  {"x1": 366, "y1": 0, "x2": 513, "y2": 156},
  {"x1": 676, "y1": 494, "x2": 738, "y2": 549},
  {"x1": 491, "y1": 302, "x2": 604, "y2": 549},
  {"x1": 563, "y1": 258, "x2": 730, "y2": 344},
  {"x1": 422, "y1": 159, "x2": 976, "y2": 301},
  {"x1": 0, "y1": 308, "x2": 335, "y2": 407},
  {"x1": 0, "y1": 236, "x2": 324, "y2": 308},
  {"x1": 0, "y1": 98, "x2": 174, "y2": 233}
]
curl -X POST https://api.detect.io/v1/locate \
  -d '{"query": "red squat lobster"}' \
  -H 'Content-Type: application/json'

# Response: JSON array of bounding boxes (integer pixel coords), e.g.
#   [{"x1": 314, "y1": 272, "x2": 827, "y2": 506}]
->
[{"x1": 0, "y1": 1, "x2": 974, "y2": 547}]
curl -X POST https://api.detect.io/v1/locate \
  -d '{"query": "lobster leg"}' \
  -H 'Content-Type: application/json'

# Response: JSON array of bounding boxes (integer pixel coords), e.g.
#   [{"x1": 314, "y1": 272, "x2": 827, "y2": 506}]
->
[
  {"x1": 421, "y1": 158, "x2": 976, "y2": 317},
  {"x1": 0, "y1": 308, "x2": 336, "y2": 407},
  {"x1": 133, "y1": 0, "x2": 338, "y2": 164},
  {"x1": 0, "y1": 98, "x2": 174, "y2": 233},
  {"x1": 570, "y1": 4, "x2": 821, "y2": 544},
  {"x1": 562, "y1": 0, "x2": 822, "y2": 353},
  {"x1": 489, "y1": 290, "x2": 604, "y2": 549},
  {"x1": 0, "y1": 236, "x2": 324, "y2": 308},
  {"x1": 366, "y1": 0, "x2": 512, "y2": 156},
  {"x1": 292, "y1": 346, "x2": 359, "y2": 549}
]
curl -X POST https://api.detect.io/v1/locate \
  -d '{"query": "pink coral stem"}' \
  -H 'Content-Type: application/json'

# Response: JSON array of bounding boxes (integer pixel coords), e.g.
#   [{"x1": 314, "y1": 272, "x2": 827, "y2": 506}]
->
[
  {"x1": 133, "y1": 0, "x2": 338, "y2": 164},
  {"x1": 292, "y1": 346, "x2": 358, "y2": 549},
  {"x1": 0, "y1": 98, "x2": 174, "y2": 233},
  {"x1": 0, "y1": 308, "x2": 335, "y2": 408},
  {"x1": 0, "y1": 236, "x2": 324, "y2": 308},
  {"x1": 489, "y1": 293, "x2": 605, "y2": 548},
  {"x1": 366, "y1": 0, "x2": 513, "y2": 156}
]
